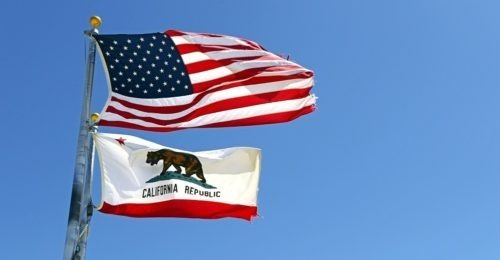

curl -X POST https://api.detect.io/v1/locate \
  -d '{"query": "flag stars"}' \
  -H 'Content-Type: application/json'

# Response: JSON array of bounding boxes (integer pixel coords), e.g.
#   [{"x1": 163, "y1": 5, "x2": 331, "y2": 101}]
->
[
  {"x1": 155, "y1": 56, "x2": 160, "y2": 60},
  {"x1": 110, "y1": 65, "x2": 114, "y2": 69},
  {"x1": 176, "y1": 59, "x2": 180, "y2": 63},
  {"x1": 151, "y1": 63, "x2": 156, "y2": 68},
  {"x1": 146, "y1": 50, "x2": 151, "y2": 55},
  {"x1": 146, "y1": 70, "x2": 151, "y2": 75},
  {"x1": 109, "y1": 46, "x2": 114, "y2": 50},
  {"x1": 123, "y1": 46, "x2": 128, "y2": 50},
  {"x1": 105, "y1": 52, "x2": 110, "y2": 56},
  {"x1": 163, "y1": 82, "x2": 167, "y2": 86},
  {"x1": 160, "y1": 69, "x2": 164, "y2": 73},
  {"x1": 129, "y1": 59, "x2": 133, "y2": 63},
  {"x1": 170, "y1": 46, "x2": 174, "y2": 50},
  {"x1": 141, "y1": 77, "x2": 146, "y2": 82},
  {"x1": 142, "y1": 57, "x2": 147, "y2": 62},
  {"x1": 171, "y1": 87, "x2": 175, "y2": 91},
  {"x1": 168, "y1": 74, "x2": 172, "y2": 78},
  {"x1": 155, "y1": 76, "x2": 159, "y2": 80},
  {"x1": 127, "y1": 78, "x2": 132, "y2": 82},
  {"x1": 133, "y1": 52, "x2": 138, "y2": 56},
  {"x1": 133, "y1": 71, "x2": 137, "y2": 76},
  {"x1": 152, "y1": 35, "x2": 157, "y2": 40},
  {"x1": 176, "y1": 79, "x2": 180, "y2": 84},
  {"x1": 149, "y1": 43, "x2": 154, "y2": 47},
  {"x1": 115, "y1": 59, "x2": 119, "y2": 63},
  {"x1": 124, "y1": 65, "x2": 129, "y2": 70},
  {"x1": 136, "y1": 45, "x2": 141, "y2": 49},
  {"x1": 138, "y1": 64, "x2": 143, "y2": 69},
  {"x1": 173, "y1": 67, "x2": 177, "y2": 71},
  {"x1": 184, "y1": 85, "x2": 189, "y2": 89},
  {"x1": 140, "y1": 37, "x2": 144, "y2": 42},
  {"x1": 118, "y1": 71, "x2": 123, "y2": 76},
  {"x1": 157, "y1": 88, "x2": 162, "y2": 93},
  {"x1": 143, "y1": 89, "x2": 148, "y2": 93},
  {"x1": 127, "y1": 39, "x2": 132, "y2": 44},
  {"x1": 149, "y1": 83, "x2": 154, "y2": 87},
  {"x1": 161, "y1": 41, "x2": 166, "y2": 45},
  {"x1": 168, "y1": 53, "x2": 172, "y2": 58},
  {"x1": 159, "y1": 48, "x2": 163, "y2": 53},
  {"x1": 135, "y1": 84, "x2": 140, "y2": 88},
  {"x1": 113, "y1": 40, "x2": 118, "y2": 45},
  {"x1": 181, "y1": 72, "x2": 185, "y2": 76}
]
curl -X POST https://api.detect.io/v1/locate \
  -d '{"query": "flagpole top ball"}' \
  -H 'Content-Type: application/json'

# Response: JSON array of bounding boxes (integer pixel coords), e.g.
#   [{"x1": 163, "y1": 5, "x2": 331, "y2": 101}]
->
[
  {"x1": 90, "y1": 113, "x2": 100, "y2": 123},
  {"x1": 89, "y1": 16, "x2": 102, "y2": 28}
]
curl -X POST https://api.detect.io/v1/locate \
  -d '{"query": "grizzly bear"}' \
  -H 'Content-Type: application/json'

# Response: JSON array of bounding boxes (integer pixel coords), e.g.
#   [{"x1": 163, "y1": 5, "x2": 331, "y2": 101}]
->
[{"x1": 146, "y1": 149, "x2": 206, "y2": 183}]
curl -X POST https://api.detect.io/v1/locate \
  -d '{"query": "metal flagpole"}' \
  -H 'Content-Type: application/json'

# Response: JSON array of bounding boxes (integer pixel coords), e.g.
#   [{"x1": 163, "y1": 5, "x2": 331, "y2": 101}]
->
[{"x1": 63, "y1": 16, "x2": 101, "y2": 260}]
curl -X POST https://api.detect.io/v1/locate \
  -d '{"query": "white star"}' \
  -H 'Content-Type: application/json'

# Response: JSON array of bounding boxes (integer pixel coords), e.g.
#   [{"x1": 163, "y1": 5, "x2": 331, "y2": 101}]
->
[
  {"x1": 136, "y1": 45, "x2": 141, "y2": 49},
  {"x1": 114, "y1": 59, "x2": 119, "y2": 63},
  {"x1": 149, "y1": 43, "x2": 154, "y2": 47},
  {"x1": 155, "y1": 76, "x2": 159, "y2": 80},
  {"x1": 149, "y1": 83, "x2": 154, "y2": 87},
  {"x1": 146, "y1": 50, "x2": 151, "y2": 55},
  {"x1": 152, "y1": 35, "x2": 157, "y2": 40},
  {"x1": 142, "y1": 57, "x2": 147, "y2": 62},
  {"x1": 184, "y1": 85, "x2": 189, "y2": 89},
  {"x1": 168, "y1": 74, "x2": 172, "y2": 78},
  {"x1": 138, "y1": 64, "x2": 143, "y2": 69},
  {"x1": 127, "y1": 39, "x2": 132, "y2": 44},
  {"x1": 155, "y1": 56, "x2": 160, "y2": 60},
  {"x1": 181, "y1": 72, "x2": 185, "y2": 76},
  {"x1": 129, "y1": 89, "x2": 133, "y2": 93},
  {"x1": 119, "y1": 53, "x2": 124, "y2": 57},
  {"x1": 99, "y1": 40, "x2": 104, "y2": 44},
  {"x1": 118, "y1": 71, "x2": 123, "y2": 76},
  {"x1": 143, "y1": 89, "x2": 148, "y2": 93},
  {"x1": 176, "y1": 80, "x2": 180, "y2": 84},
  {"x1": 127, "y1": 78, "x2": 131, "y2": 82},
  {"x1": 114, "y1": 87, "x2": 118, "y2": 91},
  {"x1": 163, "y1": 82, "x2": 167, "y2": 86},
  {"x1": 105, "y1": 52, "x2": 110, "y2": 56},
  {"x1": 176, "y1": 59, "x2": 180, "y2": 63},
  {"x1": 109, "y1": 46, "x2": 114, "y2": 50},
  {"x1": 171, "y1": 87, "x2": 175, "y2": 91},
  {"x1": 160, "y1": 69, "x2": 164, "y2": 73},
  {"x1": 113, "y1": 40, "x2": 118, "y2": 45},
  {"x1": 168, "y1": 53, "x2": 172, "y2": 58},
  {"x1": 140, "y1": 37, "x2": 144, "y2": 42},
  {"x1": 170, "y1": 46, "x2": 174, "y2": 50},
  {"x1": 173, "y1": 67, "x2": 177, "y2": 71},
  {"x1": 110, "y1": 65, "x2": 114, "y2": 69},
  {"x1": 133, "y1": 52, "x2": 138, "y2": 56},
  {"x1": 164, "y1": 61, "x2": 169, "y2": 65},
  {"x1": 112, "y1": 77, "x2": 117, "y2": 81},
  {"x1": 157, "y1": 88, "x2": 162, "y2": 93},
  {"x1": 161, "y1": 41, "x2": 166, "y2": 45},
  {"x1": 151, "y1": 63, "x2": 156, "y2": 68},
  {"x1": 121, "y1": 83, "x2": 125, "y2": 87},
  {"x1": 141, "y1": 77, "x2": 145, "y2": 82},
  {"x1": 146, "y1": 70, "x2": 151, "y2": 75},
  {"x1": 133, "y1": 71, "x2": 137, "y2": 76},
  {"x1": 123, "y1": 46, "x2": 128, "y2": 50},
  {"x1": 124, "y1": 65, "x2": 128, "y2": 70},
  {"x1": 135, "y1": 84, "x2": 140, "y2": 88},
  {"x1": 129, "y1": 59, "x2": 133, "y2": 63},
  {"x1": 159, "y1": 48, "x2": 163, "y2": 53}
]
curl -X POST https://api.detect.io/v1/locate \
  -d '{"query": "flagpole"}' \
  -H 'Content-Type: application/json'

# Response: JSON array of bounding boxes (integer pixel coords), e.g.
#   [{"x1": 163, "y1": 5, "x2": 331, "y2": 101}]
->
[{"x1": 63, "y1": 16, "x2": 101, "y2": 260}]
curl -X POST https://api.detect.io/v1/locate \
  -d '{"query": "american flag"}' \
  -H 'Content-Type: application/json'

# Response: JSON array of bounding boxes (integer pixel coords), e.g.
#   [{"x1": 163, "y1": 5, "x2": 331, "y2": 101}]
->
[{"x1": 93, "y1": 30, "x2": 316, "y2": 132}]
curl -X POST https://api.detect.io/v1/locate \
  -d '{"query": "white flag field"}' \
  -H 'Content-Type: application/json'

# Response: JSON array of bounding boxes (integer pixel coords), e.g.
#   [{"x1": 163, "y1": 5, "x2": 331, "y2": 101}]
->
[{"x1": 93, "y1": 133, "x2": 261, "y2": 220}]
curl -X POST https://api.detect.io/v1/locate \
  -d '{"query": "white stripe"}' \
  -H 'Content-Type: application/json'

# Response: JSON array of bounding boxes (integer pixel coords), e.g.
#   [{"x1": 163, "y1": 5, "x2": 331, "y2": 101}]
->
[
  {"x1": 171, "y1": 34, "x2": 254, "y2": 47},
  {"x1": 103, "y1": 78, "x2": 313, "y2": 119},
  {"x1": 100, "y1": 95, "x2": 316, "y2": 128},
  {"x1": 189, "y1": 59, "x2": 303, "y2": 84},
  {"x1": 181, "y1": 49, "x2": 271, "y2": 64}
]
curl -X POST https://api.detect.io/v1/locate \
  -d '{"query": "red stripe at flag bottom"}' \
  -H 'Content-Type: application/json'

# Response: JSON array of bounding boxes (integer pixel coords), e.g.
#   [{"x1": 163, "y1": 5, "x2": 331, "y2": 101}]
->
[{"x1": 99, "y1": 200, "x2": 258, "y2": 221}]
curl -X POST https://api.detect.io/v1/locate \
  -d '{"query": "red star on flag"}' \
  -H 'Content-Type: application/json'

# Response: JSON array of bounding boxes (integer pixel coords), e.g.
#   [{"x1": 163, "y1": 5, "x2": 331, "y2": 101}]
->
[{"x1": 115, "y1": 137, "x2": 126, "y2": 145}]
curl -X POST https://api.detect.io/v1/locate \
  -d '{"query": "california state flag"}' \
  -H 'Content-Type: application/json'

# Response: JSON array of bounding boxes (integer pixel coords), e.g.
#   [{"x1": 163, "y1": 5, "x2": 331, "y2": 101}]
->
[{"x1": 93, "y1": 133, "x2": 261, "y2": 221}]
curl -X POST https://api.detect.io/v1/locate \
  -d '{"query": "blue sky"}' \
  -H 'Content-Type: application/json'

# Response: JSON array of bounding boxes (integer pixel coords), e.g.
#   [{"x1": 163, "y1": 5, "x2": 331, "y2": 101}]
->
[{"x1": 2, "y1": 0, "x2": 500, "y2": 259}]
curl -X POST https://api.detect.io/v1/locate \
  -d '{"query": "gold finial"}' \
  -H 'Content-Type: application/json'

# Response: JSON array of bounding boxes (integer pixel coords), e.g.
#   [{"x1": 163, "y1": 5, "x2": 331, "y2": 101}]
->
[
  {"x1": 90, "y1": 113, "x2": 100, "y2": 123},
  {"x1": 89, "y1": 16, "x2": 102, "y2": 28}
]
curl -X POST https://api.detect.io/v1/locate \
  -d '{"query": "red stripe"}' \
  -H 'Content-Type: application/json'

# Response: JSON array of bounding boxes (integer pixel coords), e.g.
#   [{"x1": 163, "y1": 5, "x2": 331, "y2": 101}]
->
[
  {"x1": 109, "y1": 72, "x2": 313, "y2": 114},
  {"x1": 99, "y1": 200, "x2": 257, "y2": 221},
  {"x1": 185, "y1": 55, "x2": 267, "y2": 74},
  {"x1": 106, "y1": 88, "x2": 312, "y2": 126},
  {"x1": 176, "y1": 43, "x2": 262, "y2": 54},
  {"x1": 99, "y1": 105, "x2": 315, "y2": 132},
  {"x1": 192, "y1": 65, "x2": 305, "y2": 93}
]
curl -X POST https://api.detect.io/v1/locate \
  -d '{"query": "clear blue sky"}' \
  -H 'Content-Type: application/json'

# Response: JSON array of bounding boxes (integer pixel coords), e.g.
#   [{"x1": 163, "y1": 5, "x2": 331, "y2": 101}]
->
[{"x1": 2, "y1": 0, "x2": 500, "y2": 259}]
